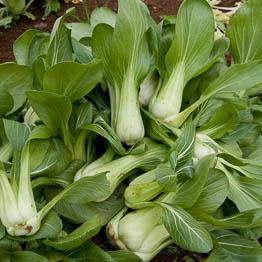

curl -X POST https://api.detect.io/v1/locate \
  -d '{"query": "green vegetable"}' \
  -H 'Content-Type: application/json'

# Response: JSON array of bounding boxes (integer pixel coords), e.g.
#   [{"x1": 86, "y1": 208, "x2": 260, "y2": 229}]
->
[
  {"x1": 149, "y1": 0, "x2": 215, "y2": 122},
  {"x1": 92, "y1": 0, "x2": 156, "y2": 144}
]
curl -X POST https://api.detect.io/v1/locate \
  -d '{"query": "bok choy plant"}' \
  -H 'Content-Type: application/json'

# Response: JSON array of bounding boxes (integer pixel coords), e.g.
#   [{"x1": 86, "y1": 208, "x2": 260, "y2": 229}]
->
[
  {"x1": 107, "y1": 155, "x2": 215, "y2": 261},
  {"x1": 149, "y1": 0, "x2": 215, "y2": 122},
  {"x1": 92, "y1": 0, "x2": 156, "y2": 145}
]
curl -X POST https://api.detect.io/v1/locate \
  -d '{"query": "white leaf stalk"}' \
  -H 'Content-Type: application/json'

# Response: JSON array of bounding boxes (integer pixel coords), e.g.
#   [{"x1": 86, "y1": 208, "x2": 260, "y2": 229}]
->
[
  {"x1": 139, "y1": 70, "x2": 159, "y2": 107},
  {"x1": 149, "y1": 63, "x2": 185, "y2": 121},
  {"x1": 74, "y1": 139, "x2": 168, "y2": 194},
  {"x1": 0, "y1": 144, "x2": 39, "y2": 236},
  {"x1": 107, "y1": 206, "x2": 173, "y2": 262},
  {"x1": 115, "y1": 73, "x2": 145, "y2": 145},
  {"x1": 125, "y1": 168, "x2": 165, "y2": 208}
]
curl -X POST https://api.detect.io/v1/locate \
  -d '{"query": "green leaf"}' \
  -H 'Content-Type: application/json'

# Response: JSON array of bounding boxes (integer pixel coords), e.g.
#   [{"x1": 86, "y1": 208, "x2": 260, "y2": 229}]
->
[
  {"x1": 43, "y1": 60, "x2": 102, "y2": 101},
  {"x1": 108, "y1": 250, "x2": 142, "y2": 262},
  {"x1": 0, "y1": 63, "x2": 33, "y2": 114},
  {"x1": 10, "y1": 251, "x2": 49, "y2": 262},
  {"x1": 43, "y1": 215, "x2": 101, "y2": 250},
  {"x1": 207, "y1": 248, "x2": 237, "y2": 262},
  {"x1": 0, "y1": 91, "x2": 13, "y2": 117},
  {"x1": 66, "y1": 22, "x2": 93, "y2": 64},
  {"x1": 46, "y1": 7, "x2": 74, "y2": 65},
  {"x1": 38, "y1": 173, "x2": 111, "y2": 220},
  {"x1": 204, "y1": 61, "x2": 262, "y2": 98},
  {"x1": 90, "y1": 7, "x2": 117, "y2": 28},
  {"x1": 69, "y1": 241, "x2": 113, "y2": 261},
  {"x1": 190, "y1": 208, "x2": 262, "y2": 230},
  {"x1": 27, "y1": 91, "x2": 72, "y2": 151},
  {"x1": 161, "y1": 203, "x2": 213, "y2": 253},
  {"x1": 226, "y1": 0, "x2": 262, "y2": 63},
  {"x1": 29, "y1": 140, "x2": 50, "y2": 171},
  {"x1": 13, "y1": 29, "x2": 49, "y2": 66},
  {"x1": 165, "y1": 0, "x2": 214, "y2": 80},
  {"x1": 70, "y1": 102, "x2": 94, "y2": 130},
  {"x1": 33, "y1": 138, "x2": 71, "y2": 176},
  {"x1": 191, "y1": 169, "x2": 229, "y2": 212},
  {"x1": 211, "y1": 230, "x2": 262, "y2": 262},
  {"x1": 0, "y1": 223, "x2": 5, "y2": 239},
  {"x1": 155, "y1": 163, "x2": 176, "y2": 192},
  {"x1": 193, "y1": 37, "x2": 229, "y2": 78},
  {"x1": 32, "y1": 57, "x2": 50, "y2": 90},
  {"x1": 43, "y1": 0, "x2": 61, "y2": 17},
  {"x1": 227, "y1": 173, "x2": 262, "y2": 212},
  {"x1": 198, "y1": 103, "x2": 238, "y2": 139},
  {"x1": 66, "y1": 22, "x2": 92, "y2": 40},
  {"x1": 83, "y1": 118, "x2": 128, "y2": 155},
  {"x1": 171, "y1": 124, "x2": 196, "y2": 180},
  {"x1": 3, "y1": 119, "x2": 30, "y2": 151},
  {"x1": 46, "y1": 185, "x2": 124, "y2": 224},
  {"x1": 171, "y1": 154, "x2": 215, "y2": 208}
]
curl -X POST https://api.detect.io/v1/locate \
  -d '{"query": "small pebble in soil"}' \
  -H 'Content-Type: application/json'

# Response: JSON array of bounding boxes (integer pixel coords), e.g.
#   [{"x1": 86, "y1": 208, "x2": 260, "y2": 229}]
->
[{"x1": 33, "y1": 22, "x2": 48, "y2": 30}]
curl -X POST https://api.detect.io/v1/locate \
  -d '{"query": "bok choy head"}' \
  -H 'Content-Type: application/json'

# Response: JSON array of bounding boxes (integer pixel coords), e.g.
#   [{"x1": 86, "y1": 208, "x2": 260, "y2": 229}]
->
[
  {"x1": 0, "y1": 120, "x2": 39, "y2": 236},
  {"x1": 92, "y1": 0, "x2": 156, "y2": 145},
  {"x1": 107, "y1": 207, "x2": 172, "y2": 262},
  {"x1": 149, "y1": 0, "x2": 215, "y2": 122}
]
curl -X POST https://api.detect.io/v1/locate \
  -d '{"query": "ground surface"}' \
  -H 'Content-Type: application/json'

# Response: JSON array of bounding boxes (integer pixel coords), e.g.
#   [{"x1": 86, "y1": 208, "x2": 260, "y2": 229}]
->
[{"x1": 0, "y1": 0, "x2": 237, "y2": 261}]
